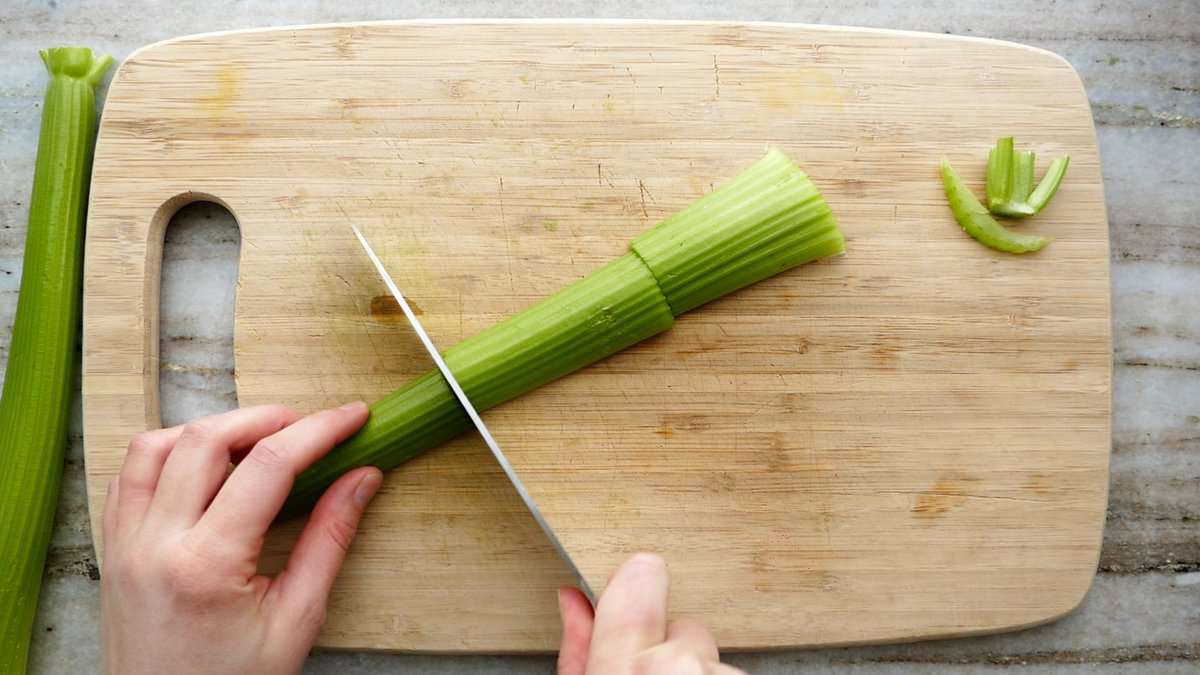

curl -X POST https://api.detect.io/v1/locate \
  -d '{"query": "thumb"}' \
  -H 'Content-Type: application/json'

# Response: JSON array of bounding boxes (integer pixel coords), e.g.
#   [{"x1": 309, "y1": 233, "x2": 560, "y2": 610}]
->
[
  {"x1": 556, "y1": 586, "x2": 595, "y2": 675},
  {"x1": 270, "y1": 466, "x2": 382, "y2": 633}
]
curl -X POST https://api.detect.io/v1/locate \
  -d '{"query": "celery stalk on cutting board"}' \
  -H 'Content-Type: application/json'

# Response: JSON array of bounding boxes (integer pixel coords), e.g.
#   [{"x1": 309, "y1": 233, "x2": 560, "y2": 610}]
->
[{"x1": 283, "y1": 148, "x2": 845, "y2": 517}]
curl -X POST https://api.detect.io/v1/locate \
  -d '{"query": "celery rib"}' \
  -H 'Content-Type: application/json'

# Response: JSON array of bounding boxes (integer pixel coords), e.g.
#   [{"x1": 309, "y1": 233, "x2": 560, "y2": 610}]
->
[
  {"x1": 283, "y1": 149, "x2": 844, "y2": 517},
  {"x1": 0, "y1": 47, "x2": 111, "y2": 673}
]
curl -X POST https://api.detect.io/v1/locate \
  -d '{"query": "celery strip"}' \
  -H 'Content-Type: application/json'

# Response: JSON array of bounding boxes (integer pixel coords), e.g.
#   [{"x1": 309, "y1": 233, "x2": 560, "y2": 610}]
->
[
  {"x1": 942, "y1": 158, "x2": 1049, "y2": 254},
  {"x1": 985, "y1": 136, "x2": 1014, "y2": 212},
  {"x1": 0, "y1": 47, "x2": 111, "y2": 673},
  {"x1": 1027, "y1": 156, "x2": 1071, "y2": 214},
  {"x1": 283, "y1": 149, "x2": 844, "y2": 516}
]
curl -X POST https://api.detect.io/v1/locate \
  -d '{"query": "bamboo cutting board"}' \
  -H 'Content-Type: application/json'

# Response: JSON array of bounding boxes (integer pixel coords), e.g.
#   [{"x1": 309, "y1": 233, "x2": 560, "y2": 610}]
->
[{"x1": 82, "y1": 21, "x2": 1111, "y2": 651}]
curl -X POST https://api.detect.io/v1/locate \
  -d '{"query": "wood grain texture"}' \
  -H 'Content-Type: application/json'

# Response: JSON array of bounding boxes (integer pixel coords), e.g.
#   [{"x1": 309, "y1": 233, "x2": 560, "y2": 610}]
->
[{"x1": 81, "y1": 21, "x2": 1111, "y2": 651}]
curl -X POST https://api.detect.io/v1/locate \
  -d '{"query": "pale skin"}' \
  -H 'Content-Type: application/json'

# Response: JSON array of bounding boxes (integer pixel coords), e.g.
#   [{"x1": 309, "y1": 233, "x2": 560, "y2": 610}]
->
[{"x1": 101, "y1": 403, "x2": 746, "y2": 675}]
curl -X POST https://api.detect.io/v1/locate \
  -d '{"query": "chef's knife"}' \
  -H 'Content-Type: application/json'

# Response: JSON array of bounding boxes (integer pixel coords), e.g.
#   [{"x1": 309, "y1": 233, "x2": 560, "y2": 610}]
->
[{"x1": 350, "y1": 224, "x2": 595, "y2": 603}]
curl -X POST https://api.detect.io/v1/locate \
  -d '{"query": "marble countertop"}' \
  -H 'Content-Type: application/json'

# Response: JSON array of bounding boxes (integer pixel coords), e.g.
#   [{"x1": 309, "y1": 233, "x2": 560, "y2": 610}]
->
[{"x1": 1, "y1": 1, "x2": 1196, "y2": 673}]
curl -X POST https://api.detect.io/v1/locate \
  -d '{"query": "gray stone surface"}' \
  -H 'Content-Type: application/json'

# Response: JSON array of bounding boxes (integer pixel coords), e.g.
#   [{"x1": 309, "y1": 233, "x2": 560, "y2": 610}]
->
[{"x1": 1, "y1": 1, "x2": 1196, "y2": 673}]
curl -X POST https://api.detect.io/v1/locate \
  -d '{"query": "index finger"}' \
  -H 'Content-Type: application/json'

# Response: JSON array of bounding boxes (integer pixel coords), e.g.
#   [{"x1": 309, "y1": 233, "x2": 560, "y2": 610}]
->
[
  {"x1": 587, "y1": 553, "x2": 669, "y2": 671},
  {"x1": 196, "y1": 401, "x2": 370, "y2": 550}
]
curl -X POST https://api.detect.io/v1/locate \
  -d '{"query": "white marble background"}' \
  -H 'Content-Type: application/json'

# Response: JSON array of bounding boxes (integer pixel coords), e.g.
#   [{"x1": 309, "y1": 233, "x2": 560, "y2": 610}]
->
[{"x1": 1, "y1": 1, "x2": 1197, "y2": 673}]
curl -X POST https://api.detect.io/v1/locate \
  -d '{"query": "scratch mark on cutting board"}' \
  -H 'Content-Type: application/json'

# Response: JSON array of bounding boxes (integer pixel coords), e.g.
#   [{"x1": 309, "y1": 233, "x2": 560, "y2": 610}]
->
[
  {"x1": 498, "y1": 176, "x2": 516, "y2": 303},
  {"x1": 911, "y1": 472, "x2": 985, "y2": 518},
  {"x1": 712, "y1": 55, "x2": 721, "y2": 98}
]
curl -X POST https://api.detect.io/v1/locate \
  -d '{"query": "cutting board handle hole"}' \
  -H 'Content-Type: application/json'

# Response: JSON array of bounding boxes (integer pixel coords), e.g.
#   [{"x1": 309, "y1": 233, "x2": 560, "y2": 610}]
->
[{"x1": 153, "y1": 195, "x2": 241, "y2": 427}]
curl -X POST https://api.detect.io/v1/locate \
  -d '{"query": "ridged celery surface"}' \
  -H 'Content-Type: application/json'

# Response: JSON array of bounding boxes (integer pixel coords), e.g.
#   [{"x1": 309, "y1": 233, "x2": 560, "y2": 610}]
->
[
  {"x1": 986, "y1": 136, "x2": 1070, "y2": 218},
  {"x1": 0, "y1": 47, "x2": 111, "y2": 673},
  {"x1": 283, "y1": 149, "x2": 843, "y2": 516}
]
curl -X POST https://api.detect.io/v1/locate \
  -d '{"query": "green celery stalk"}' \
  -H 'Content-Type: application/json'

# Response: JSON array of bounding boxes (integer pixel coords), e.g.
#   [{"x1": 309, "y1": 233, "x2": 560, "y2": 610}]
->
[
  {"x1": 942, "y1": 158, "x2": 1049, "y2": 254},
  {"x1": 0, "y1": 47, "x2": 112, "y2": 673},
  {"x1": 283, "y1": 148, "x2": 843, "y2": 516}
]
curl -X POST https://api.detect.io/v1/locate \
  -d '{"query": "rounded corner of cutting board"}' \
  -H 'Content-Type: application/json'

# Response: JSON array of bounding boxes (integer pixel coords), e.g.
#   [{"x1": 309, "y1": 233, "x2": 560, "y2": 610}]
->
[{"x1": 83, "y1": 19, "x2": 1113, "y2": 652}]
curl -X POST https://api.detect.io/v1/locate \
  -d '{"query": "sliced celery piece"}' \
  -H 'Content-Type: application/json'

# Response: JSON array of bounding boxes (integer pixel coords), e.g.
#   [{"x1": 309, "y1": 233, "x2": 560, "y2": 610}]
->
[
  {"x1": 1027, "y1": 156, "x2": 1071, "y2": 214},
  {"x1": 283, "y1": 149, "x2": 844, "y2": 516},
  {"x1": 985, "y1": 137, "x2": 1069, "y2": 218},
  {"x1": 942, "y1": 158, "x2": 1049, "y2": 254},
  {"x1": 985, "y1": 136, "x2": 1014, "y2": 212},
  {"x1": 0, "y1": 47, "x2": 111, "y2": 673}
]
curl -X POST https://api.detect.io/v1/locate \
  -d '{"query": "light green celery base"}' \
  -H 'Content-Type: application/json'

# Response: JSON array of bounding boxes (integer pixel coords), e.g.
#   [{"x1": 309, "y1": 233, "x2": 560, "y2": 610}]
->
[
  {"x1": 632, "y1": 148, "x2": 844, "y2": 315},
  {"x1": 0, "y1": 47, "x2": 111, "y2": 674}
]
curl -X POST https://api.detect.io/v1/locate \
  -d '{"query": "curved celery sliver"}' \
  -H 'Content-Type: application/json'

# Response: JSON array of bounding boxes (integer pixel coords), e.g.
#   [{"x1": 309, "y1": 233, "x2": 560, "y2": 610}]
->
[{"x1": 941, "y1": 158, "x2": 1049, "y2": 254}]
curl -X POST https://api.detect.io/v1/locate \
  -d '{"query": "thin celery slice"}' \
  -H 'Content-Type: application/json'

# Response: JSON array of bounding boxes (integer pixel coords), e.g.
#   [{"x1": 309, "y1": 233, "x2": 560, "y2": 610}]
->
[{"x1": 1027, "y1": 156, "x2": 1071, "y2": 214}]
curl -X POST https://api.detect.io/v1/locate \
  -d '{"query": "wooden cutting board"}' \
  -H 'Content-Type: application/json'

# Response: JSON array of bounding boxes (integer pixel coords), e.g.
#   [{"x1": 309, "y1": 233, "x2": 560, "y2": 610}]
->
[{"x1": 82, "y1": 21, "x2": 1111, "y2": 651}]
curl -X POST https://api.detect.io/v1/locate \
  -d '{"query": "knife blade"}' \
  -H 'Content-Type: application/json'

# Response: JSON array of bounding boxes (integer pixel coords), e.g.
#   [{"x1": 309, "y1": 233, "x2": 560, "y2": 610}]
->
[{"x1": 350, "y1": 224, "x2": 595, "y2": 603}]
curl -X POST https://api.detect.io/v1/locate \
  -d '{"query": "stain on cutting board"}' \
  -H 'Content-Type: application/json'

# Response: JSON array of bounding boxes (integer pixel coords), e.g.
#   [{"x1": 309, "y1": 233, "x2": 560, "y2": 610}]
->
[
  {"x1": 912, "y1": 472, "x2": 984, "y2": 518},
  {"x1": 201, "y1": 63, "x2": 239, "y2": 117},
  {"x1": 753, "y1": 69, "x2": 849, "y2": 109},
  {"x1": 370, "y1": 294, "x2": 423, "y2": 319}
]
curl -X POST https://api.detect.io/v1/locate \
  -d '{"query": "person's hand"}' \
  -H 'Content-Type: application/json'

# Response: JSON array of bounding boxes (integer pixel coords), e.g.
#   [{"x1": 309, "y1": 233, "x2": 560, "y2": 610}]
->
[
  {"x1": 557, "y1": 553, "x2": 746, "y2": 675},
  {"x1": 101, "y1": 402, "x2": 381, "y2": 675}
]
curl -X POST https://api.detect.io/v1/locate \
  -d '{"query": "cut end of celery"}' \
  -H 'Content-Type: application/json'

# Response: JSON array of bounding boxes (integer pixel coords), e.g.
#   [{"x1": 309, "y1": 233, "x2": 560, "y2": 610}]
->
[{"x1": 632, "y1": 148, "x2": 844, "y2": 315}]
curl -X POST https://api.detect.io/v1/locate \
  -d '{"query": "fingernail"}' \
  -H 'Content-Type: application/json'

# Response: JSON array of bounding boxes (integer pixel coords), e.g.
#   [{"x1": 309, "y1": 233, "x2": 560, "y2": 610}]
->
[
  {"x1": 354, "y1": 469, "x2": 382, "y2": 508},
  {"x1": 339, "y1": 400, "x2": 367, "y2": 413}
]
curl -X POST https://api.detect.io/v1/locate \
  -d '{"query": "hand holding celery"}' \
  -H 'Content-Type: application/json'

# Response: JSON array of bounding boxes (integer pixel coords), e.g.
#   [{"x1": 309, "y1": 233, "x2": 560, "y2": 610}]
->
[
  {"x1": 0, "y1": 47, "x2": 111, "y2": 674},
  {"x1": 283, "y1": 149, "x2": 845, "y2": 516}
]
